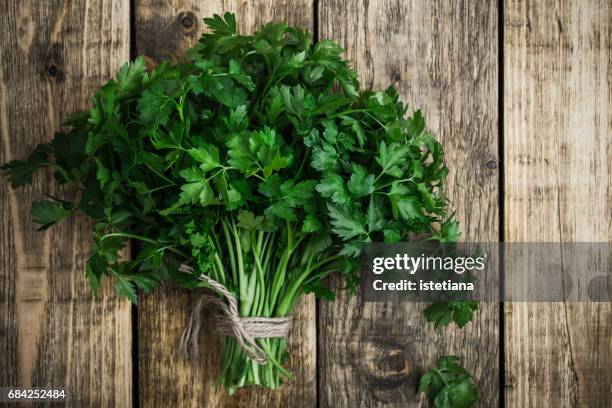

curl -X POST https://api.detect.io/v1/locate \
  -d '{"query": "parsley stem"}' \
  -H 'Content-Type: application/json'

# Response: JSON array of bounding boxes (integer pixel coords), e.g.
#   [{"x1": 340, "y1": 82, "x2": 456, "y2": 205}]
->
[
  {"x1": 434, "y1": 368, "x2": 450, "y2": 387},
  {"x1": 276, "y1": 255, "x2": 314, "y2": 316},
  {"x1": 303, "y1": 264, "x2": 341, "y2": 286},
  {"x1": 375, "y1": 177, "x2": 415, "y2": 190},
  {"x1": 143, "y1": 162, "x2": 175, "y2": 185},
  {"x1": 49, "y1": 163, "x2": 73, "y2": 183},
  {"x1": 309, "y1": 256, "x2": 339, "y2": 271},
  {"x1": 294, "y1": 151, "x2": 310, "y2": 180},
  {"x1": 148, "y1": 183, "x2": 174, "y2": 193},
  {"x1": 221, "y1": 219, "x2": 238, "y2": 283},
  {"x1": 101, "y1": 232, "x2": 188, "y2": 258},
  {"x1": 229, "y1": 218, "x2": 248, "y2": 315},
  {"x1": 330, "y1": 109, "x2": 387, "y2": 128}
]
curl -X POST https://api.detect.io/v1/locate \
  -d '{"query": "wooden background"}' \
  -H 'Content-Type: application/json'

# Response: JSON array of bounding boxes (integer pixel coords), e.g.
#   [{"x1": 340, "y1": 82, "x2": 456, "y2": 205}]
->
[{"x1": 0, "y1": 0, "x2": 610, "y2": 406}]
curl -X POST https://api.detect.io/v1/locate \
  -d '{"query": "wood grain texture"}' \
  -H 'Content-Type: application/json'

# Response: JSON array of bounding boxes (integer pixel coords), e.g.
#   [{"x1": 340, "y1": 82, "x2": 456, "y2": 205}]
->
[
  {"x1": 504, "y1": 0, "x2": 612, "y2": 407},
  {"x1": 317, "y1": 1, "x2": 500, "y2": 406},
  {"x1": 0, "y1": 0, "x2": 132, "y2": 406},
  {"x1": 134, "y1": 2, "x2": 317, "y2": 406}
]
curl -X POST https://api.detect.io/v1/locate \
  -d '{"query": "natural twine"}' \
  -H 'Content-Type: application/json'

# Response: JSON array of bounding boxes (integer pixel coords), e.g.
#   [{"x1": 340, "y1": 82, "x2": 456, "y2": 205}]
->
[{"x1": 178, "y1": 264, "x2": 293, "y2": 364}]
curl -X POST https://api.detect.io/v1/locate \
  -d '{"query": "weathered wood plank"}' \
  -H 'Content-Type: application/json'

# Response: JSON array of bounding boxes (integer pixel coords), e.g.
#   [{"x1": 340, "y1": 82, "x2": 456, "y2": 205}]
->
[
  {"x1": 504, "y1": 0, "x2": 612, "y2": 406},
  {"x1": 0, "y1": 1, "x2": 132, "y2": 406},
  {"x1": 317, "y1": 1, "x2": 500, "y2": 406},
  {"x1": 134, "y1": 2, "x2": 317, "y2": 406}
]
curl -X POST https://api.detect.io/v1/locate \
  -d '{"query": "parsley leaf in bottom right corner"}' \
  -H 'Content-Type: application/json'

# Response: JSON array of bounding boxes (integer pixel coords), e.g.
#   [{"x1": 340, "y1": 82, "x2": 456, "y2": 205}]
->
[{"x1": 419, "y1": 356, "x2": 479, "y2": 408}]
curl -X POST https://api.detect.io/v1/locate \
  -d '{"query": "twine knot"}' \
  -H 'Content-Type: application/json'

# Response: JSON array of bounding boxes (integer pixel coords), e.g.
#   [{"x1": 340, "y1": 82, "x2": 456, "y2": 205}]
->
[{"x1": 178, "y1": 264, "x2": 292, "y2": 364}]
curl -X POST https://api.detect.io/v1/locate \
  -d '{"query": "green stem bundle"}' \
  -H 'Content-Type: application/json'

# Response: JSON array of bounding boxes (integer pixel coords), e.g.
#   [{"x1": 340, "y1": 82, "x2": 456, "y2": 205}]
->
[{"x1": 207, "y1": 217, "x2": 328, "y2": 393}]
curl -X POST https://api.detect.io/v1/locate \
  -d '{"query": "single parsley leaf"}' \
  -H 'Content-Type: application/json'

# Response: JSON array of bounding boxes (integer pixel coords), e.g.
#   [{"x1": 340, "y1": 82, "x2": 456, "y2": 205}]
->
[
  {"x1": 113, "y1": 275, "x2": 138, "y2": 304},
  {"x1": 115, "y1": 57, "x2": 146, "y2": 98},
  {"x1": 1, "y1": 144, "x2": 51, "y2": 187},
  {"x1": 424, "y1": 302, "x2": 479, "y2": 329},
  {"x1": 366, "y1": 197, "x2": 385, "y2": 233},
  {"x1": 188, "y1": 144, "x2": 221, "y2": 172},
  {"x1": 228, "y1": 59, "x2": 256, "y2": 92},
  {"x1": 137, "y1": 80, "x2": 174, "y2": 127},
  {"x1": 86, "y1": 253, "x2": 107, "y2": 297},
  {"x1": 302, "y1": 213, "x2": 322, "y2": 232},
  {"x1": 347, "y1": 163, "x2": 375, "y2": 198},
  {"x1": 435, "y1": 218, "x2": 461, "y2": 243},
  {"x1": 396, "y1": 196, "x2": 425, "y2": 222},
  {"x1": 376, "y1": 141, "x2": 411, "y2": 178},
  {"x1": 419, "y1": 356, "x2": 478, "y2": 408},
  {"x1": 31, "y1": 200, "x2": 73, "y2": 230},
  {"x1": 304, "y1": 279, "x2": 336, "y2": 300},
  {"x1": 406, "y1": 109, "x2": 425, "y2": 137},
  {"x1": 311, "y1": 143, "x2": 339, "y2": 172},
  {"x1": 280, "y1": 180, "x2": 316, "y2": 207},
  {"x1": 327, "y1": 204, "x2": 366, "y2": 240},
  {"x1": 203, "y1": 12, "x2": 237, "y2": 36},
  {"x1": 316, "y1": 173, "x2": 350, "y2": 206}
]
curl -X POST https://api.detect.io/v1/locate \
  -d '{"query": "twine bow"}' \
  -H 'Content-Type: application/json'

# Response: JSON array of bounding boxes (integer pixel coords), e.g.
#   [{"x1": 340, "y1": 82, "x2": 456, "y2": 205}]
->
[{"x1": 178, "y1": 264, "x2": 293, "y2": 364}]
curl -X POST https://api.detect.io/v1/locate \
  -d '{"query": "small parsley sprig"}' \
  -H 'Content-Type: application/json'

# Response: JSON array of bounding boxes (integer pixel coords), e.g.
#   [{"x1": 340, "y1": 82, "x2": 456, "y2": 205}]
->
[{"x1": 419, "y1": 356, "x2": 479, "y2": 408}]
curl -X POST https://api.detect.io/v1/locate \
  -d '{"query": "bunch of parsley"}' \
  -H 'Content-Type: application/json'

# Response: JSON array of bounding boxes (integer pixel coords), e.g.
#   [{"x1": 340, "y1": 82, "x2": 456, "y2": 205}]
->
[{"x1": 3, "y1": 13, "x2": 469, "y2": 393}]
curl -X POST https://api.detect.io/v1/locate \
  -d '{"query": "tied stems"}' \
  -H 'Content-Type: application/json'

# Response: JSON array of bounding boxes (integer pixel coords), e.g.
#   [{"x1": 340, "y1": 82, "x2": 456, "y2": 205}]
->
[{"x1": 210, "y1": 217, "x2": 334, "y2": 393}]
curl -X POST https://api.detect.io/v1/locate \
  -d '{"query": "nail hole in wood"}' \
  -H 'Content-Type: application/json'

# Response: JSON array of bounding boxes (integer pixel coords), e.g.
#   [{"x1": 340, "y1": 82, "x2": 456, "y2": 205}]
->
[
  {"x1": 181, "y1": 15, "x2": 194, "y2": 28},
  {"x1": 47, "y1": 63, "x2": 58, "y2": 78},
  {"x1": 178, "y1": 11, "x2": 197, "y2": 34}
]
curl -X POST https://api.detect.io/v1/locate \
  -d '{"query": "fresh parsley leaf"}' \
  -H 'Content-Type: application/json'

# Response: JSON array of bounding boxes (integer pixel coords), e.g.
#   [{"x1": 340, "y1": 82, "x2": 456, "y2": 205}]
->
[
  {"x1": 327, "y1": 204, "x2": 367, "y2": 240},
  {"x1": 347, "y1": 164, "x2": 375, "y2": 198},
  {"x1": 406, "y1": 109, "x2": 425, "y2": 137},
  {"x1": 302, "y1": 214, "x2": 322, "y2": 232},
  {"x1": 304, "y1": 279, "x2": 335, "y2": 300},
  {"x1": 419, "y1": 356, "x2": 478, "y2": 408},
  {"x1": 376, "y1": 141, "x2": 411, "y2": 178},
  {"x1": 188, "y1": 144, "x2": 221, "y2": 172},
  {"x1": 31, "y1": 200, "x2": 73, "y2": 230},
  {"x1": 203, "y1": 12, "x2": 237, "y2": 36},
  {"x1": 424, "y1": 302, "x2": 479, "y2": 329},
  {"x1": 316, "y1": 173, "x2": 350, "y2": 206},
  {"x1": 115, "y1": 57, "x2": 146, "y2": 98},
  {"x1": 1, "y1": 144, "x2": 51, "y2": 187},
  {"x1": 228, "y1": 59, "x2": 256, "y2": 92}
]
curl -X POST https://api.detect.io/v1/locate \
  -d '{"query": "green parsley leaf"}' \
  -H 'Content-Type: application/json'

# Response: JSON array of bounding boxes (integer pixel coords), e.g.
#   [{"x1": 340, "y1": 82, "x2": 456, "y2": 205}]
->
[
  {"x1": 376, "y1": 141, "x2": 411, "y2": 178},
  {"x1": 424, "y1": 302, "x2": 479, "y2": 329},
  {"x1": 188, "y1": 144, "x2": 221, "y2": 172},
  {"x1": 228, "y1": 59, "x2": 256, "y2": 92},
  {"x1": 1, "y1": 144, "x2": 51, "y2": 187},
  {"x1": 419, "y1": 356, "x2": 478, "y2": 408},
  {"x1": 316, "y1": 173, "x2": 350, "y2": 206},
  {"x1": 327, "y1": 204, "x2": 366, "y2": 240},
  {"x1": 347, "y1": 164, "x2": 375, "y2": 198},
  {"x1": 31, "y1": 200, "x2": 73, "y2": 230}
]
